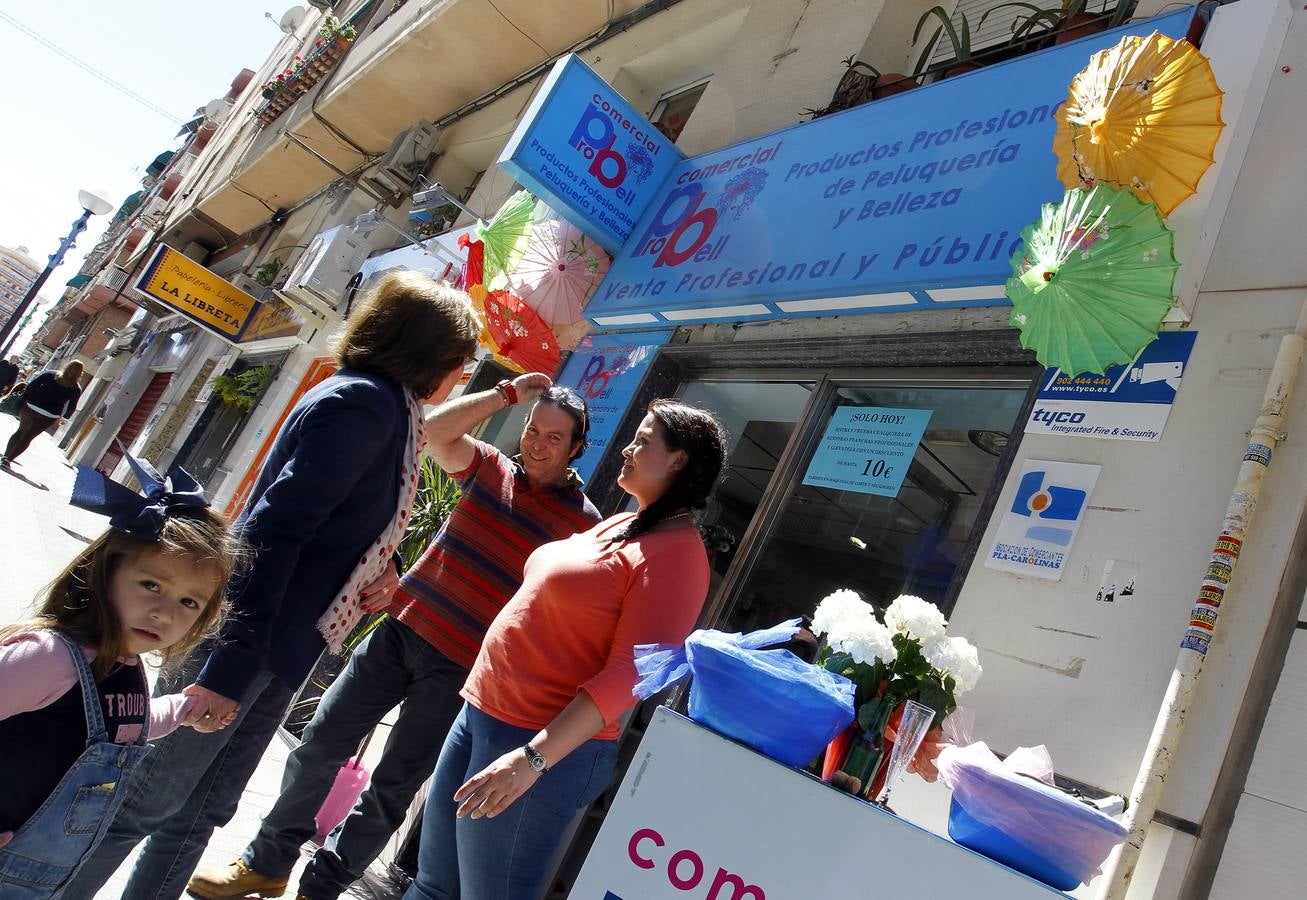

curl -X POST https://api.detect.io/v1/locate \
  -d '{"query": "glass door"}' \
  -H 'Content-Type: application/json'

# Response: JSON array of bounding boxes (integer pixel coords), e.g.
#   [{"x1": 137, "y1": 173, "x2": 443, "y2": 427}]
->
[{"x1": 701, "y1": 374, "x2": 1031, "y2": 631}]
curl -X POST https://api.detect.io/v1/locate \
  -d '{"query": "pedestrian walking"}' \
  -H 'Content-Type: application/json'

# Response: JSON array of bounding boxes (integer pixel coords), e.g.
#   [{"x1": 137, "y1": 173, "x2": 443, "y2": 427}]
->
[
  {"x1": 2, "y1": 360, "x2": 82, "y2": 469},
  {"x1": 0, "y1": 356, "x2": 19, "y2": 396},
  {"x1": 188, "y1": 379, "x2": 601, "y2": 900},
  {"x1": 403, "y1": 400, "x2": 727, "y2": 900},
  {"x1": 61, "y1": 272, "x2": 480, "y2": 900},
  {"x1": 0, "y1": 454, "x2": 243, "y2": 898}
]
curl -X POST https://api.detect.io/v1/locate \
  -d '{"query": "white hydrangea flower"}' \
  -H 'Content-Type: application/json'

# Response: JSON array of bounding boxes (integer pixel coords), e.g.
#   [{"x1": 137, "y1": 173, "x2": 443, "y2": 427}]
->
[
  {"x1": 884, "y1": 594, "x2": 947, "y2": 644},
  {"x1": 811, "y1": 588, "x2": 871, "y2": 638},
  {"x1": 834, "y1": 616, "x2": 897, "y2": 666},
  {"x1": 923, "y1": 635, "x2": 983, "y2": 694}
]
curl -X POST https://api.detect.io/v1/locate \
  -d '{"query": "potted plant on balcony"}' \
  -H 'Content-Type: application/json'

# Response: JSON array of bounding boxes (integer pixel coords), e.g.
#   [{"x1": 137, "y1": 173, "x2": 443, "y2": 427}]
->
[
  {"x1": 980, "y1": 1, "x2": 1136, "y2": 48},
  {"x1": 316, "y1": 14, "x2": 358, "y2": 56},
  {"x1": 913, "y1": 6, "x2": 981, "y2": 80}
]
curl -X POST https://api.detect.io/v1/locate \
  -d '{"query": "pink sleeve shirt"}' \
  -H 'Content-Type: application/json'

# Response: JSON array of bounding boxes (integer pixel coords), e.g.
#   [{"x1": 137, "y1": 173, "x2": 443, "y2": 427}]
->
[
  {"x1": 0, "y1": 630, "x2": 196, "y2": 741},
  {"x1": 462, "y1": 513, "x2": 710, "y2": 741}
]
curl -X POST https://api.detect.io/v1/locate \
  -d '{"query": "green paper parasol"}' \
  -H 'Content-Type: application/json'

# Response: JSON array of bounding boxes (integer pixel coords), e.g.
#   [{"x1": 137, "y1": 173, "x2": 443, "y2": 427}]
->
[
  {"x1": 1007, "y1": 184, "x2": 1179, "y2": 376},
  {"x1": 477, "y1": 190, "x2": 536, "y2": 282}
]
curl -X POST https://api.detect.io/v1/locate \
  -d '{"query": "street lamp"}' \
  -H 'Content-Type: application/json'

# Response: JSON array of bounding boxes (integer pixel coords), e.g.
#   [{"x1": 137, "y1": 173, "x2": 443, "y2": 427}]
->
[{"x1": 0, "y1": 188, "x2": 116, "y2": 356}]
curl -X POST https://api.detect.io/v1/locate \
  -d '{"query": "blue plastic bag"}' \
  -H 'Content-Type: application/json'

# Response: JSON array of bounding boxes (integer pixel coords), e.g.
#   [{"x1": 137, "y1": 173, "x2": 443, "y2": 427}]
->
[{"x1": 634, "y1": 619, "x2": 855, "y2": 768}]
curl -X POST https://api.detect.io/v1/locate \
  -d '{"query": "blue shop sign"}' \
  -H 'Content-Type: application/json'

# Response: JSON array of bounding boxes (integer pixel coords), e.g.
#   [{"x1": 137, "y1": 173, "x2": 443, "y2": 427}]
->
[
  {"x1": 499, "y1": 55, "x2": 683, "y2": 254},
  {"x1": 556, "y1": 329, "x2": 674, "y2": 481},
  {"x1": 586, "y1": 9, "x2": 1191, "y2": 328}
]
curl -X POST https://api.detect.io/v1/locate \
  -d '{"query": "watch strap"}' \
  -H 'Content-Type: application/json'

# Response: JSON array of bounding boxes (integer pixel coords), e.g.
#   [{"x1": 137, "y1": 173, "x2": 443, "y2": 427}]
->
[
  {"x1": 524, "y1": 742, "x2": 548, "y2": 773},
  {"x1": 494, "y1": 379, "x2": 519, "y2": 406}
]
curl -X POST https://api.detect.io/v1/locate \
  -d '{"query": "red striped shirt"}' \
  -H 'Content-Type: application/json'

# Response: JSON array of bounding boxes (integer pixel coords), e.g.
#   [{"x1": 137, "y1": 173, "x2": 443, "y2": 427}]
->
[{"x1": 389, "y1": 439, "x2": 601, "y2": 669}]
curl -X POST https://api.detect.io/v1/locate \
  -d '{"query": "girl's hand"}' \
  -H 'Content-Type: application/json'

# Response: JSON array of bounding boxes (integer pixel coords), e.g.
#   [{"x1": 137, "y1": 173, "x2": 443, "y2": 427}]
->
[
  {"x1": 182, "y1": 684, "x2": 240, "y2": 732},
  {"x1": 453, "y1": 748, "x2": 541, "y2": 819}
]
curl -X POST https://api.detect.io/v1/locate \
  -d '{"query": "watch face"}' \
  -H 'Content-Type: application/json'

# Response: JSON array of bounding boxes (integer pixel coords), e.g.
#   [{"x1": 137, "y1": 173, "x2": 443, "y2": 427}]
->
[{"x1": 529, "y1": 755, "x2": 546, "y2": 772}]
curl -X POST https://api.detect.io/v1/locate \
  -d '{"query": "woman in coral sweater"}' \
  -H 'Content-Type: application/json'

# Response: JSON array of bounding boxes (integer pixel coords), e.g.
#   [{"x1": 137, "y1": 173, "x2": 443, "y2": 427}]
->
[{"x1": 404, "y1": 399, "x2": 727, "y2": 900}]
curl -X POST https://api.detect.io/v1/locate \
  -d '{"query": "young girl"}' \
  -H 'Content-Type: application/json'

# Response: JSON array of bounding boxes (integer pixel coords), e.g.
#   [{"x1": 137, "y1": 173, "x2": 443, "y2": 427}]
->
[{"x1": 0, "y1": 461, "x2": 243, "y2": 898}]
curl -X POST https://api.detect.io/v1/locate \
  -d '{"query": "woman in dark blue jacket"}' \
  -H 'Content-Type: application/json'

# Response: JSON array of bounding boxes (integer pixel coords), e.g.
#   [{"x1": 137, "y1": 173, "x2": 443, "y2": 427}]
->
[
  {"x1": 65, "y1": 272, "x2": 481, "y2": 900},
  {"x1": 2, "y1": 359, "x2": 82, "y2": 467}
]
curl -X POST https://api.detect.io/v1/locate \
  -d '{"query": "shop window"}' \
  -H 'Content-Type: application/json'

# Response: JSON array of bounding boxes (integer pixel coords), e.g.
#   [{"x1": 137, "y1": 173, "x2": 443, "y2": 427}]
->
[
  {"x1": 650, "y1": 80, "x2": 709, "y2": 143},
  {"x1": 716, "y1": 381, "x2": 1027, "y2": 631}
]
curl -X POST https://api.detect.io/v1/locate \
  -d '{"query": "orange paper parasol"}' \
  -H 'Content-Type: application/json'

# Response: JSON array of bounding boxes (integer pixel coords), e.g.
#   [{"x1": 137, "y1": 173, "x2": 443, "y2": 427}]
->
[{"x1": 1054, "y1": 32, "x2": 1224, "y2": 216}]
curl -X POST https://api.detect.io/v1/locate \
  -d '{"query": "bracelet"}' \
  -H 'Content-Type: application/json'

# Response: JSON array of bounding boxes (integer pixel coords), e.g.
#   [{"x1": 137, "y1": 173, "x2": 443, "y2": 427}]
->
[{"x1": 494, "y1": 379, "x2": 519, "y2": 407}]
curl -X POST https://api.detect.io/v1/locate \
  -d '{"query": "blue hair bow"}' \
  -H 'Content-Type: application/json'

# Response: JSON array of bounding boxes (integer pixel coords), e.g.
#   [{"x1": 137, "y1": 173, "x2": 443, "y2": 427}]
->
[{"x1": 71, "y1": 443, "x2": 210, "y2": 540}]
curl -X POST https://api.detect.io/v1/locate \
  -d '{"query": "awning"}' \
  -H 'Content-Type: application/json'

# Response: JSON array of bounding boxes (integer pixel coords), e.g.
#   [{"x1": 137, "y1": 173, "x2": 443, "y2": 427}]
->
[
  {"x1": 65, "y1": 273, "x2": 92, "y2": 288},
  {"x1": 111, "y1": 190, "x2": 145, "y2": 223},
  {"x1": 146, "y1": 150, "x2": 175, "y2": 178}
]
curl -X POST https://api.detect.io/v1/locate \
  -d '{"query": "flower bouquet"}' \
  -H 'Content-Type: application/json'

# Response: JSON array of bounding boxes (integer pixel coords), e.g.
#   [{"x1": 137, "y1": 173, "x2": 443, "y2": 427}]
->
[{"x1": 811, "y1": 590, "x2": 981, "y2": 800}]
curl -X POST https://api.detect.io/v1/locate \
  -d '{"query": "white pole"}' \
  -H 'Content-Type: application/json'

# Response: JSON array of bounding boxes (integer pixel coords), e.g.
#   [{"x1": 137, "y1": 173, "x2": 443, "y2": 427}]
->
[{"x1": 1100, "y1": 296, "x2": 1307, "y2": 899}]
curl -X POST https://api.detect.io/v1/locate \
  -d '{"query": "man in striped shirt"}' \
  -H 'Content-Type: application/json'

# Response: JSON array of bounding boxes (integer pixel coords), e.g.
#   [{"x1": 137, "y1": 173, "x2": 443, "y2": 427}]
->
[{"x1": 190, "y1": 375, "x2": 600, "y2": 900}]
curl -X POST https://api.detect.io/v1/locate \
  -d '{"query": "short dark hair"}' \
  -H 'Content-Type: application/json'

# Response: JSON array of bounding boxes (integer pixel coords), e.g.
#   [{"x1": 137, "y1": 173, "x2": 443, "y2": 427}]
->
[
  {"x1": 331, "y1": 271, "x2": 481, "y2": 396},
  {"x1": 534, "y1": 386, "x2": 591, "y2": 461}
]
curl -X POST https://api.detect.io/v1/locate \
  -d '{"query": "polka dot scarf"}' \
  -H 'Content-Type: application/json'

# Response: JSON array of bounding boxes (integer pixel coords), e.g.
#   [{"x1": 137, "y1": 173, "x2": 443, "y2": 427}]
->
[{"x1": 316, "y1": 387, "x2": 426, "y2": 653}]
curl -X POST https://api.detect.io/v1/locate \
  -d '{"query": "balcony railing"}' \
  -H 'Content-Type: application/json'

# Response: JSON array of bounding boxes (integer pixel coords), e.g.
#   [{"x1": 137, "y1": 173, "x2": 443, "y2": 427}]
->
[{"x1": 254, "y1": 35, "x2": 352, "y2": 128}]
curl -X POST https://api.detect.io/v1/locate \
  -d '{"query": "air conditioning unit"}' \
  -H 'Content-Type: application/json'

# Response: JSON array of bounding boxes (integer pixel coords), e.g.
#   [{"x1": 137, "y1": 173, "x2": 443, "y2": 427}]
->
[
  {"x1": 230, "y1": 274, "x2": 271, "y2": 302},
  {"x1": 276, "y1": 225, "x2": 373, "y2": 323},
  {"x1": 365, "y1": 120, "x2": 440, "y2": 198},
  {"x1": 138, "y1": 197, "x2": 169, "y2": 228}
]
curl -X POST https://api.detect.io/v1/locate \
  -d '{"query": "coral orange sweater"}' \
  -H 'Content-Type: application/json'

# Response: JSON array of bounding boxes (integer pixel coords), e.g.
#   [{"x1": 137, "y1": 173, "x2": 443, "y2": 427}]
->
[{"x1": 462, "y1": 513, "x2": 709, "y2": 741}]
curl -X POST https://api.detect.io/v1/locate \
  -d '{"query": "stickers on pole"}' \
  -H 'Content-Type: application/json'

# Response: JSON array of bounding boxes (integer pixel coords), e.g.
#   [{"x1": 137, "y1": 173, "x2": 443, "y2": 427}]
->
[
  {"x1": 802, "y1": 406, "x2": 932, "y2": 497},
  {"x1": 985, "y1": 460, "x2": 1100, "y2": 581},
  {"x1": 1025, "y1": 332, "x2": 1197, "y2": 442}
]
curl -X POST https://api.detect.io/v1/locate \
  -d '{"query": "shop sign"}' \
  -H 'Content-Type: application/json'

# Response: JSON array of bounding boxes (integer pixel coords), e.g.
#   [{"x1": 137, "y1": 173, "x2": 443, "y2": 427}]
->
[
  {"x1": 556, "y1": 329, "x2": 673, "y2": 480},
  {"x1": 586, "y1": 10, "x2": 1190, "y2": 327},
  {"x1": 985, "y1": 460, "x2": 1100, "y2": 581},
  {"x1": 498, "y1": 54, "x2": 683, "y2": 254},
  {"x1": 237, "y1": 297, "x2": 306, "y2": 343},
  {"x1": 1024, "y1": 332, "x2": 1196, "y2": 442},
  {"x1": 136, "y1": 245, "x2": 257, "y2": 340},
  {"x1": 803, "y1": 406, "x2": 931, "y2": 497}
]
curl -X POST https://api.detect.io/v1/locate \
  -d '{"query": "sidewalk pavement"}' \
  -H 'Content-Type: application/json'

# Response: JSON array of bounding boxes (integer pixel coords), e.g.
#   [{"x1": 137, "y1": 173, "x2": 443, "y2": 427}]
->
[{"x1": 0, "y1": 416, "x2": 384, "y2": 899}]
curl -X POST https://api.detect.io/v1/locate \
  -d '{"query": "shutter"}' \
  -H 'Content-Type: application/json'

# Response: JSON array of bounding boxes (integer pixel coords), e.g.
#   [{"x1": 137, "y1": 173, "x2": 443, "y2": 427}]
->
[{"x1": 97, "y1": 372, "x2": 172, "y2": 475}]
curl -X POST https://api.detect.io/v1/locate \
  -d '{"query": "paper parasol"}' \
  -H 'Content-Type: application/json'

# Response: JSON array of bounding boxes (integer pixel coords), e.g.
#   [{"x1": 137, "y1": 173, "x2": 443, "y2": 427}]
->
[
  {"x1": 1054, "y1": 32, "x2": 1224, "y2": 216},
  {"x1": 507, "y1": 219, "x2": 611, "y2": 325},
  {"x1": 477, "y1": 190, "x2": 535, "y2": 283},
  {"x1": 1007, "y1": 184, "x2": 1178, "y2": 376},
  {"x1": 481, "y1": 288, "x2": 561, "y2": 374}
]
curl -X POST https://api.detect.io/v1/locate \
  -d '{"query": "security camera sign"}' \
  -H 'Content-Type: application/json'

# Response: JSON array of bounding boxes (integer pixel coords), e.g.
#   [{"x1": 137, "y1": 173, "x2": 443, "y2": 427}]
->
[{"x1": 1024, "y1": 332, "x2": 1197, "y2": 442}]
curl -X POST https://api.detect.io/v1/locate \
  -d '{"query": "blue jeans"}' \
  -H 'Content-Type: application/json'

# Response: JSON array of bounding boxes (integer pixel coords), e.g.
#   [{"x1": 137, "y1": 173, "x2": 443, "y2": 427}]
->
[
  {"x1": 243, "y1": 617, "x2": 468, "y2": 899},
  {"x1": 59, "y1": 650, "x2": 294, "y2": 900},
  {"x1": 403, "y1": 704, "x2": 617, "y2": 900}
]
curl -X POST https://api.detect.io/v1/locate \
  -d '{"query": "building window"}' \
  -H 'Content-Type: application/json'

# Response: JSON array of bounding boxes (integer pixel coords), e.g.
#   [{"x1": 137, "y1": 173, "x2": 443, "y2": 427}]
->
[{"x1": 650, "y1": 79, "x2": 709, "y2": 143}]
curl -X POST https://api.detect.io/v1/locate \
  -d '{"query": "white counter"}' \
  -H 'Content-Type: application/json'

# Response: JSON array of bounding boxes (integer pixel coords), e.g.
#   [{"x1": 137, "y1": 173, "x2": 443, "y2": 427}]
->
[{"x1": 570, "y1": 707, "x2": 1062, "y2": 899}]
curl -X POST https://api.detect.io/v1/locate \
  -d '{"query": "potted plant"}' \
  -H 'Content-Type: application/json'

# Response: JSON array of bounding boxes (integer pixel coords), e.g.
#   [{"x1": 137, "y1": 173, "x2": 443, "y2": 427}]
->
[
  {"x1": 913, "y1": 6, "x2": 981, "y2": 79},
  {"x1": 253, "y1": 257, "x2": 284, "y2": 287},
  {"x1": 318, "y1": 13, "x2": 358, "y2": 52},
  {"x1": 981, "y1": 1, "x2": 1136, "y2": 48},
  {"x1": 207, "y1": 365, "x2": 276, "y2": 413}
]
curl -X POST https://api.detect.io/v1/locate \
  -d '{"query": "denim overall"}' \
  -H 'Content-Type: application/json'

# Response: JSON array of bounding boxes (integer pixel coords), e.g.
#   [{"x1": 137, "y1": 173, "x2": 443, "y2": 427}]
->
[{"x1": 0, "y1": 632, "x2": 151, "y2": 898}]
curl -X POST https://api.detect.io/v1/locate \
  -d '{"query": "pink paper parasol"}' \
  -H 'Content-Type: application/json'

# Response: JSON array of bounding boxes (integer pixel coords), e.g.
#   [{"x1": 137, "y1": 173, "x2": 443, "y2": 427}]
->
[{"x1": 507, "y1": 219, "x2": 610, "y2": 325}]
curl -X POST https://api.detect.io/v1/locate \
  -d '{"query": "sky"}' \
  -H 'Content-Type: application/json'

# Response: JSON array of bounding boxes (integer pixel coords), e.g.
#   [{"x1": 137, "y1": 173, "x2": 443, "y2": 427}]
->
[{"x1": 0, "y1": 0, "x2": 284, "y2": 351}]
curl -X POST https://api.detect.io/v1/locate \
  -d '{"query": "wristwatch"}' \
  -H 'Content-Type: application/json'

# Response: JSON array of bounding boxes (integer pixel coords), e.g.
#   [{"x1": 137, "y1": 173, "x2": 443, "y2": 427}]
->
[
  {"x1": 523, "y1": 742, "x2": 549, "y2": 774},
  {"x1": 494, "y1": 379, "x2": 519, "y2": 407}
]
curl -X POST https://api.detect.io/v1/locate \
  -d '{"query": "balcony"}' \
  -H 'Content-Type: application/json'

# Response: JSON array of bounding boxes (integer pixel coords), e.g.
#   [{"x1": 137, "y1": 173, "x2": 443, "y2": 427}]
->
[
  {"x1": 193, "y1": 0, "x2": 650, "y2": 236},
  {"x1": 253, "y1": 34, "x2": 353, "y2": 128}
]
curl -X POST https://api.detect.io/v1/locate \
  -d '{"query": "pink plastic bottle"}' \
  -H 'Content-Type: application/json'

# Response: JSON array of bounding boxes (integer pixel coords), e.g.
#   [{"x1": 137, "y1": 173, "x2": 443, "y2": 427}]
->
[{"x1": 315, "y1": 756, "x2": 371, "y2": 839}]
